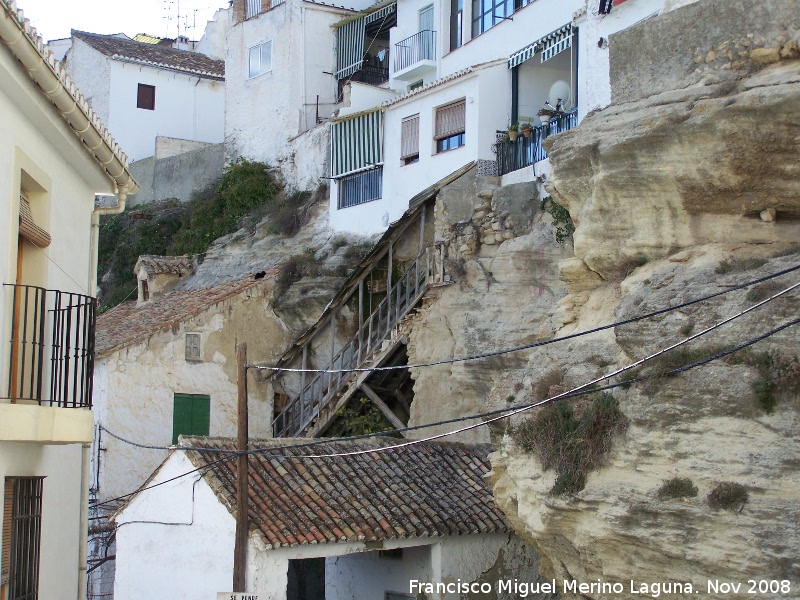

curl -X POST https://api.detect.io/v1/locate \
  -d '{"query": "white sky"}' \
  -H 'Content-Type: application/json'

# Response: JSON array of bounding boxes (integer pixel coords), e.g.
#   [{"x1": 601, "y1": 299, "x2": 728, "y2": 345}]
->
[{"x1": 19, "y1": 0, "x2": 229, "y2": 43}]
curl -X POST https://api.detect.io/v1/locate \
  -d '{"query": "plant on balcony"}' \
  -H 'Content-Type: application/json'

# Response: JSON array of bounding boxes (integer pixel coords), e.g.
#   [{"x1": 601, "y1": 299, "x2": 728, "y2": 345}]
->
[
  {"x1": 537, "y1": 108, "x2": 558, "y2": 126},
  {"x1": 507, "y1": 122, "x2": 519, "y2": 141},
  {"x1": 520, "y1": 121, "x2": 532, "y2": 137}
]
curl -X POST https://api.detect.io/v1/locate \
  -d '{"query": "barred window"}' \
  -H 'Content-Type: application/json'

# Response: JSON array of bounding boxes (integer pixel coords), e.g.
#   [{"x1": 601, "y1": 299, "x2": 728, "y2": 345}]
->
[
  {"x1": 2, "y1": 477, "x2": 44, "y2": 600},
  {"x1": 338, "y1": 167, "x2": 383, "y2": 209}
]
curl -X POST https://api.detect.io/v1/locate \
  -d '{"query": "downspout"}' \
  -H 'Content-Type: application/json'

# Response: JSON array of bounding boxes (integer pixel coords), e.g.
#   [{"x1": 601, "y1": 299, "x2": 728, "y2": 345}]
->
[
  {"x1": 78, "y1": 443, "x2": 91, "y2": 600},
  {"x1": 90, "y1": 192, "x2": 127, "y2": 296}
]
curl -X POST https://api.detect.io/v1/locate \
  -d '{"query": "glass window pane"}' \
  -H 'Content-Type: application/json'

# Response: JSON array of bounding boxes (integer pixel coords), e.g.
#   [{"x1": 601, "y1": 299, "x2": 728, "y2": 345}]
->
[
  {"x1": 249, "y1": 46, "x2": 260, "y2": 78},
  {"x1": 261, "y1": 41, "x2": 272, "y2": 72}
]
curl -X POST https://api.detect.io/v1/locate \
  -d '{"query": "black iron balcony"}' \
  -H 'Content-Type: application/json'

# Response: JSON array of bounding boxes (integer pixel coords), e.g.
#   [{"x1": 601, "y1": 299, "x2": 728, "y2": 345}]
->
[
  {"x1": 393, "y1": 30, "x2": 436, "y2": 76},
  {"x1": 494, "y1": 109, "x2": 579, "y2": 176},
  {"x1": 3, "y1": 284, "x2": 96, "y2": 408}
]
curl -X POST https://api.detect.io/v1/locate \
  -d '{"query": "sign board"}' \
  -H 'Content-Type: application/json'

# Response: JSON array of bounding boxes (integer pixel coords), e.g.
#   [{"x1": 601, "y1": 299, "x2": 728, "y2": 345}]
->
[{"x1": 217, "y1": 594, "x2": 259, "y2": 600}]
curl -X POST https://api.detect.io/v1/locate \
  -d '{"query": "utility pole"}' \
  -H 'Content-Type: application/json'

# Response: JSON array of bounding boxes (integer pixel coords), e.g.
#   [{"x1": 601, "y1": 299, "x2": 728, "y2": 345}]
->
[{"x1": 233, "y1": 343, "x2": 248, "y2": 592}]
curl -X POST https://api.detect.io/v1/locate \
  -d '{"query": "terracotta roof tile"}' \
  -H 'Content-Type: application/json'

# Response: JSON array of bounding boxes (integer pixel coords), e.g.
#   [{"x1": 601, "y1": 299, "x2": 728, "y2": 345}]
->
[
  {"x1": 182, "y1": 436, "x2": 510, "y2": 548},
  {"x1": 72, "y1": 30, "x2": 224, "y2": 79},
  {"x1": 96, "y1": 273, "x2": 274, "y2": 355},
  {"x1": 134, "y1": 254, "x2": 194, "y2": 276}
]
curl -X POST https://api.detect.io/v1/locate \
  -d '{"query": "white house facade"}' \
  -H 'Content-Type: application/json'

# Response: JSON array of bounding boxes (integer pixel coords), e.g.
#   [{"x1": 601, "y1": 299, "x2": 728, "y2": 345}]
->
[
  {"x1": 65, "y1": 31, "x2": 225, "y2": 161},
  {"x1": 326, "y1": 0, "x2": 668, "y2": 234},
  {"x1": 113, "y1": 437, "x2": 548, "y2": 600},
  {"x1": 0, "y1": 1, "x2": 138, "y2": 598}
]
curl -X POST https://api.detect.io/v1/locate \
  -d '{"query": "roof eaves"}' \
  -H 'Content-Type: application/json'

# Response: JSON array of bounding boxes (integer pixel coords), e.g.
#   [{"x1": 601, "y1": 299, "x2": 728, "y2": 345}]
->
[
  {"x1": 0, "y1": 1, "x2": 139, "y2": 196},
  {"x1": 110, "y1": 54, "x2": 225, "y2": 79}
]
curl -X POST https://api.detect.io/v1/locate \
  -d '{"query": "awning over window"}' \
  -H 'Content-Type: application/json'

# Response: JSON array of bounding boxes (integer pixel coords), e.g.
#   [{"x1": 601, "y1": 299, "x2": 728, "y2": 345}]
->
[
  {"x1": 434, "y1": 100, "x2": 466, "y2": 140},
  {"x1": 335, "y1": 2, "x2": 396, "y2": 80},
  {"x1": 507, "y1": 23, "x2": 572, "y2": 69},
  {"x1": 331, "y1": 110, "x2": 384, "y2": 177},
  {"x1": 18, "y1": 196, "x2": 51, "y2": 248},
  {"x1": 400, "y1": 114, "x2": 420, "y2": 159}
]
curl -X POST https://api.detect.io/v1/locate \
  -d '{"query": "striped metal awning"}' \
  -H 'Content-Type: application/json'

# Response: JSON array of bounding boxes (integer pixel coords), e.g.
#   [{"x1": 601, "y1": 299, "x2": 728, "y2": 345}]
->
[
  {"x1": 331, "y1": 110, "x2": 384, "y2": 177},
  {"x1": 507, "y1": 23, "x2": 572, "y2": 69}
]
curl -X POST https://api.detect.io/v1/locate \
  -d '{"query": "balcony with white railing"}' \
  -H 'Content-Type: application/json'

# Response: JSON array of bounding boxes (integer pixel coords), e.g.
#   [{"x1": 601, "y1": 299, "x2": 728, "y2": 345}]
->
[{"x1": 393, "y1": 30, "x2": 437, "y2": 81}]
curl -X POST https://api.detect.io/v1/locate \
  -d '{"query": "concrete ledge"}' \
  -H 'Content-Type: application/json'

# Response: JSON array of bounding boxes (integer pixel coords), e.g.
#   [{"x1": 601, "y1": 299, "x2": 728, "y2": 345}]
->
[{"x1": 0, "y1": 403, "x2": 93, "y2": 444}]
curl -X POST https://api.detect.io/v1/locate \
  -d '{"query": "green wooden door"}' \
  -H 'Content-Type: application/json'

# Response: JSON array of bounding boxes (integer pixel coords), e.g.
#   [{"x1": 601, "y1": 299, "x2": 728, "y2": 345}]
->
[{"x1": 172, "y1": 394, "x2": 211, "y2": 444}]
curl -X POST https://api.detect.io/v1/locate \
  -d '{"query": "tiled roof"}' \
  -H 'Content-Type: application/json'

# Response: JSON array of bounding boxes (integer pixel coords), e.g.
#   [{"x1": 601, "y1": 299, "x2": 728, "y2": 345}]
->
[
  {"x1": 134, "y1": 254, "x2": 194, "y2": 277},
  {"x1": 95, "y1": 272, "x2": 275, "y2": 355},
  {"x1": 72, "y1": 30, "x2": 224, "y2": 79},
  {"x1": 182, "y1": 436, "x2": 510, "y2": 548}
]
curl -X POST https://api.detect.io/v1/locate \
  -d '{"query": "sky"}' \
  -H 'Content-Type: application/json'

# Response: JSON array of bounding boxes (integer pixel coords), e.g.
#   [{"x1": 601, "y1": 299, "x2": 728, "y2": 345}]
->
[{"x1": 19, "y1": 0, "x2": 229, "y2": 43}]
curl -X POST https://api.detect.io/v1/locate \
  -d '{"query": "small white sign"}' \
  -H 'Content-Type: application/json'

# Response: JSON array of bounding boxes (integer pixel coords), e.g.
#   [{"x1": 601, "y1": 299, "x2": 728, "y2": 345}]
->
[{"x1": 217, "y1": 594, "x2": 259, "y2": 600}]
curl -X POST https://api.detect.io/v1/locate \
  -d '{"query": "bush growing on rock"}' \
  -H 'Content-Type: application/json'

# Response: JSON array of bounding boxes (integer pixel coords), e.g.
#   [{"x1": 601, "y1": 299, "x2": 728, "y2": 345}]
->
[
  {"x1": 657, "y1": 477, "x2": 698, "y2": 500},
  {"x1": 707, "y1": 482, "x2": 748, "y2": 511}
]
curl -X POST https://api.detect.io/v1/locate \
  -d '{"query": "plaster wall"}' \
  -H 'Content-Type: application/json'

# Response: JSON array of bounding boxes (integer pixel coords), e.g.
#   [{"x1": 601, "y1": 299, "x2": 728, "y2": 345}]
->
[
  {"x1": 576, "y1": 0, "x2": 664, "y2": 120},
  {"x1": 106, "y1": 60, "x2": 224, "y2": 161},
  {"x1": 196, "y1": 7, "x2": 232, "y2": 60},
  {"x1": 92, "y1": 283, "x2": 284, "y2": 503},
  {"x1": 64, "y1": 37, "x2": 112, "y2": 125},
  {"x1": 0, "y1": 442, "x2": 86, "y2": 600},
  {"x1": 224, "y1": 1, "x2": 345, "y2": 178},
  {"x1": 329, "y1": 64, "x2": 507, "y2": 235},
  {"x1": 113, "y1": 452, "x2": 235, "y2": 600}
]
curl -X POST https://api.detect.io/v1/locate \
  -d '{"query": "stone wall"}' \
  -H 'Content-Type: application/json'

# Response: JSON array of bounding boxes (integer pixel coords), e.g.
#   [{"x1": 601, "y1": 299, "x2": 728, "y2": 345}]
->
[{"x1": 610, "y1": 0, "x2": 800, "y2": 104}]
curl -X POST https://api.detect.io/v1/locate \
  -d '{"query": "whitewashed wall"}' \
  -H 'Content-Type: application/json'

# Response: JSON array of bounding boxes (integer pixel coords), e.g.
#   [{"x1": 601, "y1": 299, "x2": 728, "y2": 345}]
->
[
  {"x1": 330, "y1": 64, "x2": 508, "y2": 235},
  {"x1": 576, "y1": 0, "x2": 665, "y2": 120},
  {"x1": 196, "y1": 7, "x2": 232, "y2": 61},
  {"x1": 66, "y1": 38, "x2": 225, "y2": 161},
  {"x1": 92, "y1": 286, "x2": 279, "y2": 504},
  {"x1": 114, "y1": 452, "x2": 235, "y2": 600}
]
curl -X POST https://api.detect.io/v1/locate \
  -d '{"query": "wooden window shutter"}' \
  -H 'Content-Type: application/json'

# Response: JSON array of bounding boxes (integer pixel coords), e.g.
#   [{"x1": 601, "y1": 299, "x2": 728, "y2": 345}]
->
[
  {"x1": 18, "y1": 197, "x2": 51, "y2": 248},
  {"x1": 185, "y1": 333, "x2": 201, "y2": 361},
  {"x1": 137, "y1": 84, "x2": 156, "y2": 110},
  {"x1": 172, "y1": 394, "x2": 211, "y2": 444},
  {"x1": 434, "y1": 100, "x2": 466, "y2": 140},
  {"x1": 400, "y1": 115, "x2": 420, "y2": 159},
  {"x1": 1, "y1": 480, "x2": 11, "y2": 585}
]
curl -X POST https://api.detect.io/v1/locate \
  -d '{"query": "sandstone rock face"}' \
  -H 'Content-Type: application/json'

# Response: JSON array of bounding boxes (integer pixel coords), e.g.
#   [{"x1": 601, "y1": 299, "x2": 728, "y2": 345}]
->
[{"x1": 546, "y1": 61, "x2": 800, "y2": 281}]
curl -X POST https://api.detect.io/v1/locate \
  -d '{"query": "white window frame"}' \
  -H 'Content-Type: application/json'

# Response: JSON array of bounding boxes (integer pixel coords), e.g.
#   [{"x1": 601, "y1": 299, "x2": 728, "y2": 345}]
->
[{"x1": 248, "y1": 40, "x2": 273, "y2": 79}]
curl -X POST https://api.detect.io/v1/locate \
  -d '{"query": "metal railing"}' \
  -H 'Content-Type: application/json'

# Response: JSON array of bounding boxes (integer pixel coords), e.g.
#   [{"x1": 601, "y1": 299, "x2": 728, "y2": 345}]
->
[
  {"x1": 273, "y1": 249, "x2": 433, "y2": 437},
  {"x1": 245, "y1": 0, "x2": 260, "y2": 18},
  {"x1": 394, "y1": 30, "x2": 436, "y2": 73},
  {"x1": 495, "y1": 109, "x2": 578, "y2": 176},
  {"x1": 4, "y1": 284, "x2": 96, "y2": 408},
  {"x1": 338, "y1": 167, "x2": 383, "y2": 209}
]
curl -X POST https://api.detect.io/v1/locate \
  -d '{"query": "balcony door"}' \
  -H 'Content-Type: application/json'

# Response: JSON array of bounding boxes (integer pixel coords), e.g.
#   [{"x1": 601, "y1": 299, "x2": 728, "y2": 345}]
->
[{"x1": 419, "y1": 6, "x2": 434, "y2": 62}]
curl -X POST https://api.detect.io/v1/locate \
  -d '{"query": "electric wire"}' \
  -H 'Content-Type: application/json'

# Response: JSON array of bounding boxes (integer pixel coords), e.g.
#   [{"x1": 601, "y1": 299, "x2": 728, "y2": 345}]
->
[
  {"x1": 98, "y1": 279, "x2": 798, "y2": 461},
  {"x1": 95, "y1": 312, "x2": 800, "y2": 511},
  {"x1": 248, "y1": 262, "x2": 800, "y2": 373}
]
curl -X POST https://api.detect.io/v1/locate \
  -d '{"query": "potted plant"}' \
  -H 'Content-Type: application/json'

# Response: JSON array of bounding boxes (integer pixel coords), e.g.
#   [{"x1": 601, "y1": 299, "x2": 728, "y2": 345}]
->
[
  {"x1": 520, "y1": 122, "x2": 532, "y2": 137},
  {"x1": 507, "y1": 122, "x2": 519, "y2": 141},
  {"x1": 537, "y1": 108, "x2": 557, "y2": 126}
]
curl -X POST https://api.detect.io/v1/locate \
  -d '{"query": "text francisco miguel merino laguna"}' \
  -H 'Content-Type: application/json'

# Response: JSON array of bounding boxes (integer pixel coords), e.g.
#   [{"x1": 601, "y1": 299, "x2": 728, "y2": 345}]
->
[{"x1": 409, "y1": 578, "x2": 794, "y2": 597}]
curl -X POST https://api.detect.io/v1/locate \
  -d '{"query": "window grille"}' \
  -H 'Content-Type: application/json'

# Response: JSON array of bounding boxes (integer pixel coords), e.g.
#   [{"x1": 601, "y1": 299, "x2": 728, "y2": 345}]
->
[
  {"x1": 2, "y1": 477, "x2": 44, "y2": 600},
  {"x1": 185, "y1": 333, "x2": 201, "y2": 361},
  {"x1": 400, "y1": 115, "x2": 420, "y2": 160},
  {"x1": 434, "y1": 100, "x2": 466, "y2": 140},
  {"x1": 337, "y1": 167, "x2": 383, "y2": 209}
]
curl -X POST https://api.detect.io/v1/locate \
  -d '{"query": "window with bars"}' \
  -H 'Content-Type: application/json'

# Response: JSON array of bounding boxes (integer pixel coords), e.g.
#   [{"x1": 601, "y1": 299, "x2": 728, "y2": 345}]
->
[
  {"x1": 172, "y1": 394, "x2": 210, "y2": 444},
  {"x1": 136, "y1": 84, "x2": 155, "y2": 110},
  {"x1": 185, "y1": 333, "x2": 202, "y2": 362},
  {"x1": 337, "y1": 167, "x2": 383, "y2": 209},
  {"x1": 248, "y1": 41, "x2": 272, "y2": 79},
  {"x1": 400, "y1": 115, "x2": 420, "y2": 164},
  {"x1": 434, "y1": 100, "x2": 466, "y2": 153},
  {"x1": 245, "y1": 0, "x2": 260, "y2": 18},
  {"x1": 2, "y1": 477, "x2": 44, "y2": 600}
]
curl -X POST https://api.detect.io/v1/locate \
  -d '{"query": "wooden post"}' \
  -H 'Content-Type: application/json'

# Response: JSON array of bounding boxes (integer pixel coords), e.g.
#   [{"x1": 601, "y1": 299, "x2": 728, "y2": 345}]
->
[
  {"x1": 386, "y1": 243, "x2": 393, "y2": 336},
  {"x1": 233, "y1": 343, "x2": 249, "y2": 592},
  {"x1": 357, "y1": 279, "x2": 364, "y2": 364}
]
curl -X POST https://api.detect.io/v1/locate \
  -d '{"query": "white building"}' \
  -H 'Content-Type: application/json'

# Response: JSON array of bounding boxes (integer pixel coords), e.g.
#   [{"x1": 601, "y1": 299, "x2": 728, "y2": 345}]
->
[
  {"x1": 64, "y1": 30, "x2": 226, "y2": 161},
  {"x1": 328, "y1": 0, "x2": 665, "y2": 234},
  {"x1": 113, "y1": 436, "x2": 547, "y2": 600},
  {"x1": 0, "y1": 0, "x2": 138, "y2": 597}
]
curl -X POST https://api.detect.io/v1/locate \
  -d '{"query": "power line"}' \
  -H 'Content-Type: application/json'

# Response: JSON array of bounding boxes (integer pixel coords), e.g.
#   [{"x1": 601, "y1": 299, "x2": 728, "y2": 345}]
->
[
  {"x1": 248, "y1": 263, "x2": 800, "y2": 373},
  {"x1": 99, "y1": 279, "x2": 798, "y2": 458},
  {"x1": 95, "y1": 312, "x2": 800, "y2": 511}
]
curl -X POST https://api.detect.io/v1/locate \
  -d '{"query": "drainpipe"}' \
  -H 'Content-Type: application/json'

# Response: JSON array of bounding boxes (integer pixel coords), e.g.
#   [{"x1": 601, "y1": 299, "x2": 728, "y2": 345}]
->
[
  {"x1": 89, "y1": 192, "x2": 127, "y2": 296},
  {"x1": 78, "y1": 442, "x2": 91, "y2": 600}
]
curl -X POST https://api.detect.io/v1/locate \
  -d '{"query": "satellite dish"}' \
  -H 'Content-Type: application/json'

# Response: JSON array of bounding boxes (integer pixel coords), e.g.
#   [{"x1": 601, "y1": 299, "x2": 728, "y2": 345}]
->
[{"x1": 548, "y1": 80, "x2": 571, "y2": 108}]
